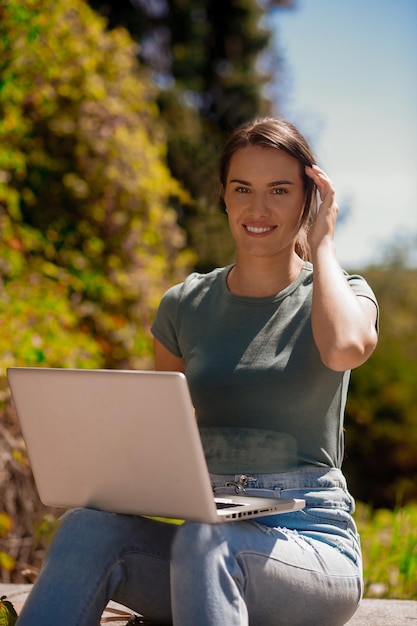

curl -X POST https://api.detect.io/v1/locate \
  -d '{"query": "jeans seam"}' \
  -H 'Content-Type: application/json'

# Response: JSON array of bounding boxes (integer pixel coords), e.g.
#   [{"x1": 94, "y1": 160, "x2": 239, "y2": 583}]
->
[
  {"x1": 78, "y1": 557, "x2": 124, "y2": 626},
  {"x1": 236, "y1": 549, "x2": 362, "y2": 578}
]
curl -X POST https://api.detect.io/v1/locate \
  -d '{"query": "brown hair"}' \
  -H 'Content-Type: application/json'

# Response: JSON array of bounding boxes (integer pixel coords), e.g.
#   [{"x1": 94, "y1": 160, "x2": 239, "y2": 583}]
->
[{"x1": 219, "y1": 117, "x2": 317, "y2": 260}]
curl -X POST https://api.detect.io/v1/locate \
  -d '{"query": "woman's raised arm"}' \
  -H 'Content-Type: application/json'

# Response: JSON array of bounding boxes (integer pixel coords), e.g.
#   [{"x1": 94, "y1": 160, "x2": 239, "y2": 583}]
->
[{"x1": 306, "y1": 165, "x2": 378, "y2": 371}]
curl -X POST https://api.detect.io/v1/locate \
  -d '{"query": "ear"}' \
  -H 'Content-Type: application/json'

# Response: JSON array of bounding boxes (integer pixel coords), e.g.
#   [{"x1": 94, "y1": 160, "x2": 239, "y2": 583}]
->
[{"x1": 219, "y1": 184, "x2": 227, "y2": 213}]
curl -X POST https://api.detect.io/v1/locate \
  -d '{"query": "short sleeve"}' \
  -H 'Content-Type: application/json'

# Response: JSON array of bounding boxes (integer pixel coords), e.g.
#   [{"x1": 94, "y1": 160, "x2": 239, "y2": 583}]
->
[
  {"x1": 151, "y1": 283, "x2": 184, "y2": 357},
  {"x1": 347, "y1": 273, "x2": 380, "y2": 332}
]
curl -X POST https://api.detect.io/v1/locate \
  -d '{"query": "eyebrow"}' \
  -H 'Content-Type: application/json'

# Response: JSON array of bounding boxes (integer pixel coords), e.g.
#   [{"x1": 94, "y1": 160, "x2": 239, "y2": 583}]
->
[{"x1": 230, "y1": 178, "x2": 295, "y2": 186}]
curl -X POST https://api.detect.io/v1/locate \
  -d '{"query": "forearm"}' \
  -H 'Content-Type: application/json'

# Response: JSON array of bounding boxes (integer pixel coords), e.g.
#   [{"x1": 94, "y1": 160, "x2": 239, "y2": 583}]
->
[{"x1": 311, "y1": 240, "x2": 378, "y2": 371}]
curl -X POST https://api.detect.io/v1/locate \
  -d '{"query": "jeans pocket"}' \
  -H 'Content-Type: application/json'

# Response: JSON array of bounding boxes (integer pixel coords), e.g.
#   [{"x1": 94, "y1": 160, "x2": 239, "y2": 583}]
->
[
  {"x1": 279, "y1": 487, "x2": 355, "y2": 514},
  {"x1": 299, "y1": 507, "x2": 352, "y2": 531},
  {"x1": 295, "y1": 508, "x2": 361, "y2": 564}
]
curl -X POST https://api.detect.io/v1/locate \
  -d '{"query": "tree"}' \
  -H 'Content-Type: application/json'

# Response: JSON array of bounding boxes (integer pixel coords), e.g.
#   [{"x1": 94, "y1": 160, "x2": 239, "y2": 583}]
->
[
  {"x1": 344, "y1": 263, "x2": 417, "y2": 508},
  {"x1": 88, "y1": 0, "x2": 291, "y2": 270},
  {"x1": 90, "y1": 0, "x2": 273, "y2": 128},
  {"x1": 0, "y1": 0, "x2": 194, "y2": 371}
]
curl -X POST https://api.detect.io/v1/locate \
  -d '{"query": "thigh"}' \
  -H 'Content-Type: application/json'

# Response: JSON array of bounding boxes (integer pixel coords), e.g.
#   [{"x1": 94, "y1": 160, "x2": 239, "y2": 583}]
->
[
  {"x1": 107, "y1": 515, "x2": 178, "y2": 623},
  {"x1": 18, "y1": 509, "x2": 178, "y2": 626},
  {"x1": 112, "y1": 524, "x2": 175, "y2": 624},
  {"x1": 57, "y1": 509, "x2": 178, "y2": 623},
  {"x1": 221, "y1": 520, "x2": 362, "y2": 626}
]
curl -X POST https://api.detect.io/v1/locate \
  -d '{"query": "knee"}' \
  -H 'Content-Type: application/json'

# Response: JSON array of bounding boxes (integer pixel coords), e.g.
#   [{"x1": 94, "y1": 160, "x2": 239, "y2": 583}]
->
[
  {"x1": 55, "y1": 507, "x2": 114, "y2": 541},
  {"x1": 47, "y1": 508, "x2": 132, "y2": 563},
  {"x1": 171, "y1": 522, "x2": 223, "y2": 564},
  {"x1": 171, "y1": 522, "x2": 246, "y2": 596}
]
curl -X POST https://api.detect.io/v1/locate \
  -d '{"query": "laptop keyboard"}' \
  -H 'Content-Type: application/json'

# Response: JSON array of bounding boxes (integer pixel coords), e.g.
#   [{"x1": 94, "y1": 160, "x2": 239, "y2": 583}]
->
[{"x1": 216, "y1": 501, "x2": 244, "y2": 509}]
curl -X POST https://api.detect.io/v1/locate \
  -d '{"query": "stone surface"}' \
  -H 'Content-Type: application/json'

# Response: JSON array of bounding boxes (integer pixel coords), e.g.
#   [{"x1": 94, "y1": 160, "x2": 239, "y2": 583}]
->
[
  {"x1": 346, "y1": 599, "x2": 417, "y2": 625},
  {"x1": 1, "y1": 584, "x2": 416, "y2": 624}
]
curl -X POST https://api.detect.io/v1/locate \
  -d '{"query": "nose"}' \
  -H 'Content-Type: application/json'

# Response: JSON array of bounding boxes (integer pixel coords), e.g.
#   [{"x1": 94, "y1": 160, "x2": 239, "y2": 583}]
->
[{"x1": 248, "y1": 193, "x2": 270, "y2": 218}]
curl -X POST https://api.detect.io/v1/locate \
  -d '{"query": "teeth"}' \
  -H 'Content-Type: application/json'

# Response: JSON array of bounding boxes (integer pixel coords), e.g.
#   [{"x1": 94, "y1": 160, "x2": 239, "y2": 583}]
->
[{"x1": 246, "y1": 225, "x2": 272, "y2": 234}]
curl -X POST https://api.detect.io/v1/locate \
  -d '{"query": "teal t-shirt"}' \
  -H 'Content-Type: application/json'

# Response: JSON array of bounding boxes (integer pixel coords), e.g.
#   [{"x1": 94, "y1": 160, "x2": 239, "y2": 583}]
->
[{"x1": 151, "y1": 263, "x2": 378, "y2": 474}]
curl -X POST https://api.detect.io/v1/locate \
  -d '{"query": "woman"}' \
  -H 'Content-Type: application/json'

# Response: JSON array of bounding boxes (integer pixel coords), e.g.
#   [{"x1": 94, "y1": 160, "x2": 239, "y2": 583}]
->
[{"x1": 17, "y1": 117, "x2": 378, "y2": 626}]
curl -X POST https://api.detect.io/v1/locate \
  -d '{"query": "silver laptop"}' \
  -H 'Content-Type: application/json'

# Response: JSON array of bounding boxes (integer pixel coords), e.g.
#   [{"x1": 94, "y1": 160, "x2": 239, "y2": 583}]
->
[{"x1": 7, "y1": 367, "x2": 305, "y2": 523}]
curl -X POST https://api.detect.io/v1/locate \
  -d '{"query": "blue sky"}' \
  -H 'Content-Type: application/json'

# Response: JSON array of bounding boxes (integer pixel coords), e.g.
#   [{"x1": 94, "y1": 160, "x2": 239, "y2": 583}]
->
[{"x1": 267, "y1": 0, "x2": 417, "y2": 269}]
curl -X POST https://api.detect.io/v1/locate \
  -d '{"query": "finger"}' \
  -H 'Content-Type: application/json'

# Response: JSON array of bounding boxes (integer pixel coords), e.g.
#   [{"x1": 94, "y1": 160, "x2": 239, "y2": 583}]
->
[
  {"x1": 305, "y1": 165, "x2": 334, "y2": 200},
  {"x1": 305, "y1": 165, "x2": 332, "y2": 186}
]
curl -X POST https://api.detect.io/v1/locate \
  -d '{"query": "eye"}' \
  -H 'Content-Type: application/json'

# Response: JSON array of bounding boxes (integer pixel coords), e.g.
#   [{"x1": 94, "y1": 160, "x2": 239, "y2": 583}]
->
[
  {"x1": 236, "y1": 186, "x2": 250, "y2": 193},
  {"x1": 272, "y1": 187, "x2": 287, "y2": 195}
]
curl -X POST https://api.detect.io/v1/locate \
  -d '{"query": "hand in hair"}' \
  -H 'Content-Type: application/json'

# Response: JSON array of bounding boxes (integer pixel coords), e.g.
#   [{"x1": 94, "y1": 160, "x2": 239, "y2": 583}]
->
[{"x1": 305, "y1": 165, "x2": 339, "y2": 255}]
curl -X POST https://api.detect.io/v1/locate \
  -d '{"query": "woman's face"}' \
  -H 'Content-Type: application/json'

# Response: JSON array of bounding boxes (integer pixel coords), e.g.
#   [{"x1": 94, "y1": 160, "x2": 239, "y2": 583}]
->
[{"x1": 223, "y1": 145, "x2": 306, "y2": 260}]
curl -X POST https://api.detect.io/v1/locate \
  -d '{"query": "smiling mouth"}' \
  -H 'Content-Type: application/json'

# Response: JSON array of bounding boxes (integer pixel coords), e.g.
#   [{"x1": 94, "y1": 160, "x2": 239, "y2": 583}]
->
[{"x1": 244, "y1": 225, "x2": 276, "y2": 234}]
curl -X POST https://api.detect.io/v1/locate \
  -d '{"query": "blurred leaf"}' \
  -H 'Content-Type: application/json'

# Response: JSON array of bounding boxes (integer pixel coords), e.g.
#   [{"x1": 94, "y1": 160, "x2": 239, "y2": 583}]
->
[
  {"x1": 0, "y1": 513, "x2": 12, "y2": 537},
  {"x1": 0, "y1": 596, "x2": 18, "y2": 626},
  {"x1": 0, "y1": 553, "x2": 16, "y2": 574}
]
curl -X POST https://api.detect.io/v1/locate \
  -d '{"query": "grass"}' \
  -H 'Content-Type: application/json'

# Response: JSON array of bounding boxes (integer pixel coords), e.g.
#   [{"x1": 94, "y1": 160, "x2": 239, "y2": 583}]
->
[{"x1": 355, "y1": 501, "x2": 417, "y2": 599}]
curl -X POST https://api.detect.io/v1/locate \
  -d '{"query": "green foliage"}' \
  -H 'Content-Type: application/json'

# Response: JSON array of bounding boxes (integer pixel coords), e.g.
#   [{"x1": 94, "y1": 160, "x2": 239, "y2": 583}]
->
[
  {"x1": 0, "y1": 0, "x2": 195, "y2": 377},
  {"x1": 345, "y1": 265, "x2": 417, "y2": 507},
  {"x1": 32, "y1": 514, "x2": 61, "y2": 548},
  {"x1": 88, "y1": 0, "x2": 276, "y2": 271},
  {"x1": 0, "y1": 513, "x2": 12, "y2": 539},
  {"x1": 0, "y1": 597, "x2": 18, "y2": 626},
  {"x1": 0, "y1": 513, "x2": 15, "y2": 573},
  {"x1": 165, "y1": 0, "x2": 271, "y2": 128},
  {"x1": 355, "y1": 502, "x2": 417, "y2": 599},
  {"x1": 156, "y1": 0, "x2": 274, "y2": 271},
  {"x1": 90, "y1": 0, "x2": 272, "y2": 127}
]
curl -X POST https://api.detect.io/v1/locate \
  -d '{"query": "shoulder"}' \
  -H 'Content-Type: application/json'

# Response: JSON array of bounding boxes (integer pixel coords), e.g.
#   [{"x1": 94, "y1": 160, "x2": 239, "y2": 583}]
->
[
  {"x1": 305, "y1": 261, "x2": 377, "y2": 303},
  {"x1": 344, "y1": 271, "x2": 377, "y2": 298},
  {"x1": 184, "y1": 266, "x2": 226, "y2": 291},
  {"x1": 161, "y1": 266, "x2": 227, "y2": 305}
]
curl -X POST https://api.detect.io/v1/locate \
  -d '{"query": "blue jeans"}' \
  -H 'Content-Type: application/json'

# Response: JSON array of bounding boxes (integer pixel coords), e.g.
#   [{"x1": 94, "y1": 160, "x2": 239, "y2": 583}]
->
[{"x1": 17, "y1": 467, "x2": 362, "y2": 626}]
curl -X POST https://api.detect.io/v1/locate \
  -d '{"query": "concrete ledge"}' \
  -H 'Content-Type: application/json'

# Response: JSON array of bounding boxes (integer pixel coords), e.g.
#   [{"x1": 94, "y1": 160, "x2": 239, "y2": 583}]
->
[
  {"x1": 1, "y1": 584, "x2": 416, "y2": 625},
  {"x1": 0, "y1": 585, "x2": 133, "y2": 624},
  {"x1": 346, "y1": 599, "x2": 417, "y2": 625}
]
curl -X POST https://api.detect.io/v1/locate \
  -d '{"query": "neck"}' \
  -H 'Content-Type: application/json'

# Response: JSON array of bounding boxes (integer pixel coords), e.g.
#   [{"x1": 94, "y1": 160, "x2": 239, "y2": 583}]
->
[{"x1": 228, "y1": 253, "x2": 304, "y2": 297}]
